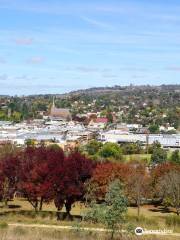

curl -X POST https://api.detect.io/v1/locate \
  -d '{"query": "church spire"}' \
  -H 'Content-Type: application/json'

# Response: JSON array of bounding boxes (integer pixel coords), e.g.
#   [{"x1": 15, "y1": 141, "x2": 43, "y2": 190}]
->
[{"x1": 52, "y1": 97, "x2": 55, "y2": 108}]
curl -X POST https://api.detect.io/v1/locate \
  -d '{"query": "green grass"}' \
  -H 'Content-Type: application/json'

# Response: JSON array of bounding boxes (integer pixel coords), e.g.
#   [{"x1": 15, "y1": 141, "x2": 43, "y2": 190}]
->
[
  {"x1": 0, "y1": 199, "x2": 179, "y2": 234},
  {"x1": 0, "y1": 222, "x2": 8, "y2": 229},
  {"x1": 0, "y1": 226, "x2": 178, "y2": 240},
  {"x1": 166, "y1": 215, "x2": 180, "y2": 227},
  {"x1": 123, "y1": 150, "x2": 173, "y2": 163},
  {"x1": 123, "y1": 154, "x2": 151, "y2": 163}
]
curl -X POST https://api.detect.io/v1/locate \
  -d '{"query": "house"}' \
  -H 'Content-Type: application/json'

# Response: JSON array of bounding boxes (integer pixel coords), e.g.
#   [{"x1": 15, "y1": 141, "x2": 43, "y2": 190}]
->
[{"x1": 88, "y1": 117, "x2": 108, "y2": 130}]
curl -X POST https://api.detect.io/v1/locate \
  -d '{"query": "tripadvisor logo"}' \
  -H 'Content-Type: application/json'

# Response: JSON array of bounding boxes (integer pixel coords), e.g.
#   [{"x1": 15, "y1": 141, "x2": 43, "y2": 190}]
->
[
  {"x1": 135, "y1": 227, "x2": 173, "y2": 235},
  {"x1": 135, "y1": 227, "x2": 144, "y2": 235}
]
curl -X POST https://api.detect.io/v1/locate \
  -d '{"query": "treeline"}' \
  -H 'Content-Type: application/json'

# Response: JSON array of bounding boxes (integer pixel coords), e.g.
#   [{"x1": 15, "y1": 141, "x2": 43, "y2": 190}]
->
[
  {"x1": 0, "y1": 144, "x2": 179, "y2": 218},
  {"x1": 83, "y1": 140, "x2": 180, "y2": 164}
]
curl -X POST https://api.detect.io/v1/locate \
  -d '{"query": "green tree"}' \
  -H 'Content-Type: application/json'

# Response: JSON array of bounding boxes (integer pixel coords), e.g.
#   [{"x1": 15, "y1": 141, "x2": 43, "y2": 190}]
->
[
  {"x1": 151, "y1": 148, "x2": 167, "y2": 165},
  {"x1": 171, "y1": 150, "x2": 180, "y2": 164},
  {"x1": 148, "y1": 124, "x2": 159, "y2": 133},
  {"x1": 85, "y1": 140, "x2": 103, "y2": 156},
  {"x1": 86, "y1": 180, "x2": 127, "y2": 239},
  {"x1": 21, "y1": 103, "x2": 29, "y2": 119},
  {"x1": 106, "y1": 110, "x2": 113, "y2": 123},
  {"x1": 148, "y1": 141, "x2": 161, "y2": 154},
  {"x1": 122, "y1": 142, "x2": 142, "y2": 154},
  {"x1": 25, "y1": 139, "x2": 35, "y2": 147},
  {"x1": 12, "y1": 111, "x2": 21, "y2": 122},
  {"x1": 98, "y1": 143, "x2": 122, "y2": 160}
]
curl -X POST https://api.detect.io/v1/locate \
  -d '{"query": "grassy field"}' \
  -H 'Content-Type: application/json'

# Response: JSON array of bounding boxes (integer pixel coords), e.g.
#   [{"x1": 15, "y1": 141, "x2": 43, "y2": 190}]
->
[
  {"x1": 0, "y1": 198, "x2": 179, "y2": 235},
  {"x1": 123, "y1": 154, "x2": 151, "y2": 163},
  {"x1": 122, "y1": 150, "x2": 173, "y2": 163},
  {"x1": 0, "y1": 225, "x2": 179, "y2": 240}
]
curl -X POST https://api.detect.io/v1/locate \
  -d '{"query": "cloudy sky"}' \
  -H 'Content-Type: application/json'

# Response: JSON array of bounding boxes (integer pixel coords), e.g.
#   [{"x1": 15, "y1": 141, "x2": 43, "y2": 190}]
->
[{"x1": 0, "y1": 0, "x2": 180, "y2": 95}]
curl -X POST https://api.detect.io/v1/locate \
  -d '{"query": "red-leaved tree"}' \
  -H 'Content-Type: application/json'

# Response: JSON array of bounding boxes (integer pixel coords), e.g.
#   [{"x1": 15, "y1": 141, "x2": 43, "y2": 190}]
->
[
  {"x1": 52, "y1": 151, "x2": 94, "y2": 219},
  {"x1": 0, "y1": 153, "x2": 20, "y2": 206},
  {"x1": 91, "y1": 162, "x2": 133, "y2": 200},
  {"x1": 18, "y1": 146, "x2": 64, "y2": 211},
  {"x1": 150, "y1": 162, "x2": 180, "y2": 202}
]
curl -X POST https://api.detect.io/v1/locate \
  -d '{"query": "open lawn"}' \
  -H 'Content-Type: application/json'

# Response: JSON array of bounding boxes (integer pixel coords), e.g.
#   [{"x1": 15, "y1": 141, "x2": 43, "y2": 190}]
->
[
  {"x1": 0, "y1": 198, "x2": 179, "y2": 234},
  {"x1": 123, "y1": 150, "x2": 173, "y2": 163},
  {"x1": 123, "y1": 154, "x2": 151, "y2": 163},
  {"x1": 0, "y1": 225, "x2": 179, "y2": 240}
]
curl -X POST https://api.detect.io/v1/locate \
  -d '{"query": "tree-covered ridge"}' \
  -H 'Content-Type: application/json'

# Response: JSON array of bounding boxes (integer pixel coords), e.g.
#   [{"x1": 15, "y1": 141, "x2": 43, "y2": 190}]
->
[{"x1": 0, "y1": 85, "x2": 179, "y2": 129}]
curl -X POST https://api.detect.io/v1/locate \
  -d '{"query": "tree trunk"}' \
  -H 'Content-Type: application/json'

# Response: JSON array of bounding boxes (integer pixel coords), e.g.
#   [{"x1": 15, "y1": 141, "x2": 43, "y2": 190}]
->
[
  {"x1": 39, "y1": 197, "x2": 43, "y2": 211},
  {"x1": 110, "y1": 229, "x2": 115, "y2": 240},
  {"x1": 54, "y1": 197, "x2": 64, "y2": 221},
  {"x1": 4, "y1": 198, "x2": 8, "y2": 208},
  {"x1": 34, "y1": 201, "x2": 38, "y2": 212},
  {"x1": 56, "y1": 207, "x2": 61, "y2": 221},
  {"x1": 64, "y1": 199, "x2": 73, "y2": 220},
  {"x1": 137, "y1": 198, "x2": 140, "y2": 219},
  {"x1": 176, "y1": 207, "x2": 180, "y2": 216},
  {"x1": 65, "y1": 202, "x2": 71, "y2": 214}
]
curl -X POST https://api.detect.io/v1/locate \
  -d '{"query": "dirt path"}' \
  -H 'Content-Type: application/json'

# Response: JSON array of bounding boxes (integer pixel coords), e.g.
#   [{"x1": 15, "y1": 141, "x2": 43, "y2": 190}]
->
[
  {"x1": 8, "y1": 223, "x2": 109, "y2": 232},
  {"x1": 7, "y1": 223, "x2": 180, "y2": 237}
]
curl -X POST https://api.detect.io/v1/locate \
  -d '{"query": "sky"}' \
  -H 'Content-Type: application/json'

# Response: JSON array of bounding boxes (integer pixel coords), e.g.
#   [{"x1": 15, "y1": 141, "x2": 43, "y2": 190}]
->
[{"x1": 0, "y1": 0, "x2": 180, "y2": 95}]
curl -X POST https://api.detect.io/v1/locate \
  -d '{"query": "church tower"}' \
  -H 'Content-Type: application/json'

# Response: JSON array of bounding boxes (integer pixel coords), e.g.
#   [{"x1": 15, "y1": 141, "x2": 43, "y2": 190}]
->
[{"x1": 49, "y1": 97, "x2": 71, "y2": 121}]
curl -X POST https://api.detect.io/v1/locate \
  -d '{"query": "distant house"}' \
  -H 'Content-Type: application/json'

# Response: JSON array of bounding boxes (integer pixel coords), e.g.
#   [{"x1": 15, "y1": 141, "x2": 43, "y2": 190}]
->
[
  {"x1": 95, "y1": 117, "x2": 108, "y2": 124},
  {"x1": 88, "y1": 117, "x2": 108, "y2": 129}
]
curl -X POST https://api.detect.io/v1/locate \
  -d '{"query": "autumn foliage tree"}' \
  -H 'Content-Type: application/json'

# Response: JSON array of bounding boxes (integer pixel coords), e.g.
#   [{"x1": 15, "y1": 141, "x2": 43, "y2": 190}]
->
[
  {"x1": 126, "y1": 164, "x2": 150, "y2": 218},
  {"x1": 150, "y1": 162, "x2": 179, "y2": 200},
  {"x1": 159, "y1": 169, "x2": 180, "y2": 215},
  {"x1": 0, "y1": 161, "x2": 5, "y2": 202},
  {"x1": 91, "y1": 162, "x2": 132, "y2": 200},
  {"x1": 150, "y1": 163, "x2": 180, "y2": 212},
  {"x1": 0, "y1": 153, "x2": 20, "y2": 206},
  {"x1": 0, "y1": 144, "x2": 92, "y2": 216},
  {"x1": 18, "y1": 146, "x2": 64, "y2": 211},
  {"x1": 52, "y1": 151, "x2": 94, "y2": 219}
]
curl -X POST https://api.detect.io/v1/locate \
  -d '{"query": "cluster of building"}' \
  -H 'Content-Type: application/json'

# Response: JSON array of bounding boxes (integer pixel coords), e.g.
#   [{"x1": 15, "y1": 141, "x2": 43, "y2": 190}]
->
[
  {"x1": 0, "y1": 101, "x2": 179, "y2": 149},
  {"x1": 99, "y1": 130, "x2": 180, "y2": 148}
]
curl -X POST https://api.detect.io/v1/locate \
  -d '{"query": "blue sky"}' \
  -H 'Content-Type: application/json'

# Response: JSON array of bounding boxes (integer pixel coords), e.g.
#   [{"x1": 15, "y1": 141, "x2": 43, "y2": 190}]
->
[{"x1": 0, "y1": 0, "x2": 180, "y2": 95}]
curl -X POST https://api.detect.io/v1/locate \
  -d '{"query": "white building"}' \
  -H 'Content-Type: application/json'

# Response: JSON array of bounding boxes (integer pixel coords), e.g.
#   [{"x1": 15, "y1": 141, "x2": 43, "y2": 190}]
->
[{"x1": 99, "y1": 131, "x2": 180, "y2": 148}]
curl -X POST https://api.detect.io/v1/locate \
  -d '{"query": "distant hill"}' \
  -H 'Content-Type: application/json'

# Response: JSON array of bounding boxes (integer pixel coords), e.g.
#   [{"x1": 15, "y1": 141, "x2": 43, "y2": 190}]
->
[{"x1": 61, "y1": 84, "x2": 180, "y2": 97}]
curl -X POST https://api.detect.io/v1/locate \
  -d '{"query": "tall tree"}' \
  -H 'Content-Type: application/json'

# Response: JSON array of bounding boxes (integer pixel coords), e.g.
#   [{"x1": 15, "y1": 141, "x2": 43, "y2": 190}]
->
[
  {"x1": 150, "y1": 163, "x2": 178, "y2": 200},
  {"x1": 126, "y1": 164, "x2": 150, "y2": 218},
  {"x1": 158, "y1": 170, "x2": 180, "y2": 215},
  {"x1": 150, "y1": 147, "x2": 167, "y2": 165},
  {"x1": 85, "y1": 140, "x2": 103, "y2": 156},
  {"x1": 86, "y1": 180, "x2": 127, "y2": 240},
  {"x1": 52, "y1": 151, "x2": 93, "y2": 219},
  {"x1": 98, "y1": 142, "x2": 122, "y2": 160},
  {"x1": 171, "y1": 150, "x2": 180, "y2": 165},
  {"x1": 91, "y1": 162, "x2": 132, "y2": 200},
  {"x1": 0, "y1": 154, "x2": 20, "y2": 206},
  {"x1": 18, "y1": 146, "x2": 61, "y2": 211}
]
